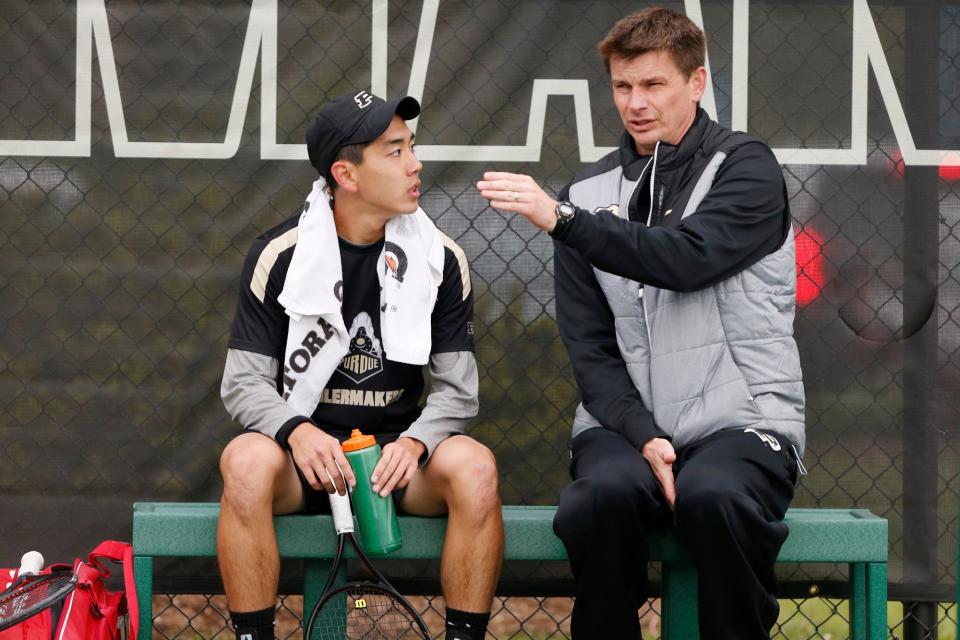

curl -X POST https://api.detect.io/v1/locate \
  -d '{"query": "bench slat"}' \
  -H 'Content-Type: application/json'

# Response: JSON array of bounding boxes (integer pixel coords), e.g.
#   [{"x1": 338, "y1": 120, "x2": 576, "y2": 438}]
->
[{"x1": 133, "y1": 503, "x2": 886, "y2": 563}]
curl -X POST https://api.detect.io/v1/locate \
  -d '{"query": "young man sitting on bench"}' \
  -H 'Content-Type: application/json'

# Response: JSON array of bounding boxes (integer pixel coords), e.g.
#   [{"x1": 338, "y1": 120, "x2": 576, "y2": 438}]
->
[{"x1": 218, "y1": 90, "x2": 504, "y2": 640}]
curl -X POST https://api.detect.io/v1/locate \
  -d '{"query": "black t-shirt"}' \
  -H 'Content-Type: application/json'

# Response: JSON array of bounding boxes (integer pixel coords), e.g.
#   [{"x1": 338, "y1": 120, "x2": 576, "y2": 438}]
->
[{"x1": 228, "y1": 215, "x2": 474, "y2": 437}]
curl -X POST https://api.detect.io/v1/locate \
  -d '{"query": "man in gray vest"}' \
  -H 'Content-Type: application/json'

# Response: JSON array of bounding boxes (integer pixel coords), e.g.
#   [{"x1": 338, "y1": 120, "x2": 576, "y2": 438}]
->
[{"x1": 477, "y1": 7, "x2": 805, "y2": 639}]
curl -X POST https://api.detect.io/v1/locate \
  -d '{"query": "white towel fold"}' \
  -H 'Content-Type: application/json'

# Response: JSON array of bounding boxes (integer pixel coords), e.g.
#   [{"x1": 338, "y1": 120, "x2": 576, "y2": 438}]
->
[{"x1": 277, "y1": 177, "x2": 444, "y2": 416}]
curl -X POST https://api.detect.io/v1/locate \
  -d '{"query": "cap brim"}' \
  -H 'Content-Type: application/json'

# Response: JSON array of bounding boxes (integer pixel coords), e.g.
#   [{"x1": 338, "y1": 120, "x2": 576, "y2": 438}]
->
[{"x1": 392, "y1": 96, "x2": 421, "y2": 121}]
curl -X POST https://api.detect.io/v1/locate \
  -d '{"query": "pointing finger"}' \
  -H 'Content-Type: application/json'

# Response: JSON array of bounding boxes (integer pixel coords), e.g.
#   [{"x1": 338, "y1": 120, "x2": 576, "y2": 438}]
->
[{"x1": 482, "y1": 171, "x2": 524, "y2": 182}]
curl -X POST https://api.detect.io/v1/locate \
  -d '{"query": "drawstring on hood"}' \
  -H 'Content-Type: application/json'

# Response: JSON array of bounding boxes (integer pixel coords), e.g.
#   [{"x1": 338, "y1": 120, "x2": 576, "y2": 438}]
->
[{"x1": 647, "y1": 141, "x2": 661, "y2": 226}]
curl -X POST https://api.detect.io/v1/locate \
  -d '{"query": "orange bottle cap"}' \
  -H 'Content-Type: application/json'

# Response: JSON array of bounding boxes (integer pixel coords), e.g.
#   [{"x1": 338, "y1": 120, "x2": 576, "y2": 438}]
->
[{"x1": 341, "y1": 429, "x2": 376, "y2": 452}]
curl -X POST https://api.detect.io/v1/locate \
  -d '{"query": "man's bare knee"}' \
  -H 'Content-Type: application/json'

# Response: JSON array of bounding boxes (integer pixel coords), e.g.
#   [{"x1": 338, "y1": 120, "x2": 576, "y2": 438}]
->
[
  {"x1": 432, "y1": 437, "x2": 501, "y2": 515},
  {"x1": 220, "y1": 434, "x2": 288, "y2": 516}
]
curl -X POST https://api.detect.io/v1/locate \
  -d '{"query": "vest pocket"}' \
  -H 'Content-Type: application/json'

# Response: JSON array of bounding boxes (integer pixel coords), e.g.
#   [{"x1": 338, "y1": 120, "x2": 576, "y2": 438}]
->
[{"x1": 655, "y1": 342, "x2": 767, "y2": 449}]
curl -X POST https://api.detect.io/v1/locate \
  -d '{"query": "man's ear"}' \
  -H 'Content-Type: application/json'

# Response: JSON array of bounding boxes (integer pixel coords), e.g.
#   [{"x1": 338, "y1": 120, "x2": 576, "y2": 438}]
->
[
  {"x1": 330, "y1": 160, "x2": 359, "y2": 193},
  {"x1": 689, "y1": 66, "x2": 707, "y2": 102}
]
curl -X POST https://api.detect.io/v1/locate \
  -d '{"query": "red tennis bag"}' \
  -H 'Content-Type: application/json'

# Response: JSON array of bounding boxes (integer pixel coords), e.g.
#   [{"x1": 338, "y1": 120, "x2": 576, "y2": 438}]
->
[{"x1": 0, "y1": 541, "x2": 139, "y2": 640}]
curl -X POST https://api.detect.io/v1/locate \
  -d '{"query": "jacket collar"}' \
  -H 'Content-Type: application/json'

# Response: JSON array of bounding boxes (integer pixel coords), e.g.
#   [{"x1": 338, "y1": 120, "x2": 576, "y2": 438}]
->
[{"x1": 619, "y1": 108, "x2": 710, "y2": 180}]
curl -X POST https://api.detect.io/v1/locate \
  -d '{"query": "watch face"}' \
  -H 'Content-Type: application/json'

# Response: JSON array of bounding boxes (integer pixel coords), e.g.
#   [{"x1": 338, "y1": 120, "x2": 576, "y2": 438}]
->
[{"x1": 557, "y1": 202, "x2": 576, "y2": 218}]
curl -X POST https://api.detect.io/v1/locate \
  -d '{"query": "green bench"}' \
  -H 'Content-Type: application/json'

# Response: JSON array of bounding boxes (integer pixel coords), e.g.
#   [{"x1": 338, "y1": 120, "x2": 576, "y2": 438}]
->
[{"x1": 132, "y1": 503, "x2": 887, "y2": 639}]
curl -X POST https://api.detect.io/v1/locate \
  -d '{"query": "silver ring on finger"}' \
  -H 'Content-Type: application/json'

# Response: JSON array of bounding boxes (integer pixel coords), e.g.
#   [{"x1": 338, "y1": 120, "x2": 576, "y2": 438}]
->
[{"x1": 512, "y1": 190, "x2": 520, "y2": 202}]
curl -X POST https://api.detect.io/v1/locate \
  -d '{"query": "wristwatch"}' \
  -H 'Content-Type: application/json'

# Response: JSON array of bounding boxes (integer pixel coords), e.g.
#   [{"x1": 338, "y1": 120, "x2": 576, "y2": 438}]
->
[{"x1": 550, "y1": 201, "x2": 577, "y2": 237}]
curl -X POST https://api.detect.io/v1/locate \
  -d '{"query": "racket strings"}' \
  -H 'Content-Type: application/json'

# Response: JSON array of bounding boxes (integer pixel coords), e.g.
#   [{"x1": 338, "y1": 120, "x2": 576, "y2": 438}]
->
[
  {"x1": 310, "y1": 585, "x2": 425, "y2": 639},
  {"x1": 0, "y1": 573, "x2": 75, "y2": 622}
]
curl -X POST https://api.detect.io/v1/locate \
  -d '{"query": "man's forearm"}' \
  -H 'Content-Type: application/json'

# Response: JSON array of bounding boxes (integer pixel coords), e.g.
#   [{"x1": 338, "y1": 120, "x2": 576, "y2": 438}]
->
[
  {"x1": 221, "y1": 348, "x2": 311, "y2": 442},
  {"x1": 558, "y1": 144, "x2": 788, "y2": 292},
  {"x1": 554, "y1": 240, "x2": 664, "y2": 448},
  {"x1": 399, "y1": 351, "x2": 479, "y2": 463}
]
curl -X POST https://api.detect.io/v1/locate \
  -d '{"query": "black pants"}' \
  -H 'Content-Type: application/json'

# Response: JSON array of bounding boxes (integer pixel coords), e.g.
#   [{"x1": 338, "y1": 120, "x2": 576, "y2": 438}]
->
[{"x1": 553, "y1": 427, "x2": 798, "y2": 640}]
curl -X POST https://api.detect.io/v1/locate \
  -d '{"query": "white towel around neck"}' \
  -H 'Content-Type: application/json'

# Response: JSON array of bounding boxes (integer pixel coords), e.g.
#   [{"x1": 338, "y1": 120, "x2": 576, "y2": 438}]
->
[{"x1": 277, "y1": 177, "x2": 444, "y2": 416}]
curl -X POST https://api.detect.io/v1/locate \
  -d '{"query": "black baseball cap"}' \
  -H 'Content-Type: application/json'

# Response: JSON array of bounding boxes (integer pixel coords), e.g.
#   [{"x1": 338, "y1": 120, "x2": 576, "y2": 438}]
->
[{"x1": 306, "y1": 90, "x2": 421, "y2": 178}]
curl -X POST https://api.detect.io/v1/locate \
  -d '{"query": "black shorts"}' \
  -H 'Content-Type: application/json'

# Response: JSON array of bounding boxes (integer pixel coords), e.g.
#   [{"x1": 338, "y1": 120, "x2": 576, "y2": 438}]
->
[{"x1": 293, "y1": 430, "x2": 409, "y2": 515}]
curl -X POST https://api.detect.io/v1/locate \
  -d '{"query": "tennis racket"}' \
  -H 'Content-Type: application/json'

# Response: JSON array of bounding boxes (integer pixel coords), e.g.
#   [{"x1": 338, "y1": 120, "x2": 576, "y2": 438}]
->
[
  {"x1": 0, "y1": 551, "x2": 77, "y2": 631},
  {"x1": 304, "y1": 491, "x2": 430, "y2": 639},
  {"x1": 2, "y1": 552, "x2": 43, "y2": 591}
]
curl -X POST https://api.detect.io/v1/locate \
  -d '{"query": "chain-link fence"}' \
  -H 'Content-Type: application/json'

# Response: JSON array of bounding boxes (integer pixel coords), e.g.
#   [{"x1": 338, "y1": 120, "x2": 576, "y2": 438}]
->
[{"x1": 1, "y1": 1, "x2": 959, "y2": 638}]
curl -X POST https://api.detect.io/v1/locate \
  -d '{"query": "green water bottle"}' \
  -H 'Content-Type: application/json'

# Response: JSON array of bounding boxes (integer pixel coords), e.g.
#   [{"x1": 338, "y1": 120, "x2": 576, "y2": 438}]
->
[{"x1": 342, "y1": 429, "x2": 403, "y2": 556}]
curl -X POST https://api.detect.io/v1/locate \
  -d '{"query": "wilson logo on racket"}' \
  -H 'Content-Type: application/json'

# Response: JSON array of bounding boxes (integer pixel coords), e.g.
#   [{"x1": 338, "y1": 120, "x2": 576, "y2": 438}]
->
[{"x1": 354, "y1": 598, "x2": 367, "y2": 609}]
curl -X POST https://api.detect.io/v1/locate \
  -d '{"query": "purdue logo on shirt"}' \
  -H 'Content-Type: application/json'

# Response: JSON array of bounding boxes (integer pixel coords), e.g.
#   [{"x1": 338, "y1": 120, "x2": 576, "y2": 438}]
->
[{"x1": 336, "y1": 313, "x2": 383, "y2": 383}]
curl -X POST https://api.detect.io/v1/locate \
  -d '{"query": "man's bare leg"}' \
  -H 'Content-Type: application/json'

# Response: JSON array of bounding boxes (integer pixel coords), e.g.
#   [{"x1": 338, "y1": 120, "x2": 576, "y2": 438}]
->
[
  {"x1": 402, "y1": 435, "x2": 504, "y2": 631},
  {"x1": 217, "y1": 433, "x2": 305, "y2": 634}
]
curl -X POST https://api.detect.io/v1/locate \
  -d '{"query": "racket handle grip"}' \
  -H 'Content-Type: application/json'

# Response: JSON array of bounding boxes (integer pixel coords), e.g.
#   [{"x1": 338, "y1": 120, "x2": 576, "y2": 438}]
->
[
  {"x1": 328, "y1": 491, "x2": 355, "y2": 534},
  {"x1": 18, "y1": 551, "x2": 44, "y2": 576}
]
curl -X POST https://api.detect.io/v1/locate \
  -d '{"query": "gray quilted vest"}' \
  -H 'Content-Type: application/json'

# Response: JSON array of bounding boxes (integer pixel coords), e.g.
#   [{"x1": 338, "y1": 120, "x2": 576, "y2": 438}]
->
[{"x1": 568, "y1": 141, "x2": 806, "y2": 455}]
